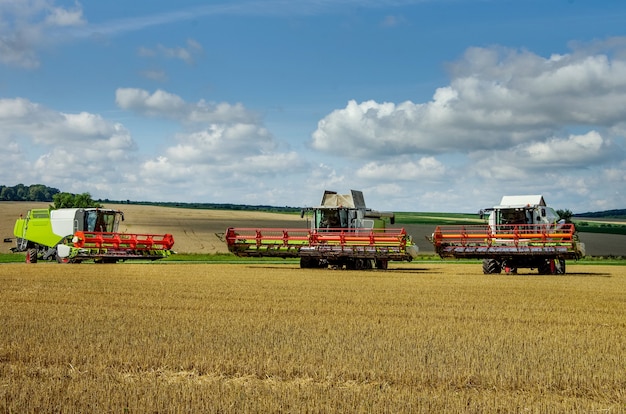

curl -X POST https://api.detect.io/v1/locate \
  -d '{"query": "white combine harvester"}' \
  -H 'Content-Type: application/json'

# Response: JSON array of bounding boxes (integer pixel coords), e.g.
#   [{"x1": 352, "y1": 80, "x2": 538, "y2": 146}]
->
[{"x1": 430, "y1": 195, "x2": 585, "y2": 274}]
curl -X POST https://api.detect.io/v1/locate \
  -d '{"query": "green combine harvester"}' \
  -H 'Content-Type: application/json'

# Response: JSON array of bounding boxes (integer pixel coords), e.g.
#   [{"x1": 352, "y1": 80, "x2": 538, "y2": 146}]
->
[{"x1": 12, "y1": 207, "x2": 174, "y2": 263}]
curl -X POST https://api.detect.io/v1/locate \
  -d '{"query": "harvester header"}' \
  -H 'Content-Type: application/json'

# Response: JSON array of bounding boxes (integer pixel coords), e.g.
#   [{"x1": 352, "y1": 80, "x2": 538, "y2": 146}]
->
[{"x1": 226, "y1": 190, "x2": 418, "y2": 269}]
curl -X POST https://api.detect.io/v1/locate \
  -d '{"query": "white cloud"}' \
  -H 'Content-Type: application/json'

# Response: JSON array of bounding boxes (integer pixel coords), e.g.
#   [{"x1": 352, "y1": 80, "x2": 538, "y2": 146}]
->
[
  {"x1": 0, "y1": 98, "x2": 130, "y2": 145},
  {"x1": 116, "y1": 88, "x2": 257, "y2": 124},
  {"x1": 312, "y1": 45, "x2": 626, "y2": 161},
  {"x1": 0, "y1": 97, "x2": 138, "y2": 195},
  {"x1": 45, "y1": 5, "x2": 85, "y2": 27},
  {"x1": 356, "y1": 157, "x2": 446, "y2": 181},
  {"x1": 467, "y1": 131, "x2": 621, "y2": 183},
  {"x1": 523, "y1": 131, "x2": 617, "y2": 166},
  {"x1": 138, "y1": 38, "x2": 204, "y2": 65},
  {"x1": 305, "y1": 43, "x2": 626, "y2": 212},
  {"x1": 0, "y1": 0, "x2": 85, "y2": 68}
]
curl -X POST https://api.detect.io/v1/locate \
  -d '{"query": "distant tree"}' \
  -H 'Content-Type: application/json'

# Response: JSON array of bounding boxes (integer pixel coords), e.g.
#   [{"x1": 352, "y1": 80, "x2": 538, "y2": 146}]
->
[
  {"x1": 29, "y1": 184, "x2": 50, "y2": 201},
  {"x1": 0, "y1": 186, "x2": 15, "y2": 201},
  {"x1": 556, "y1": 209, "x2": 573, "y2": 223},
  {"x1": 14, "y1": 184, "x2": 28, "y2": 200},
  {"x1": 52, "y1": 192, "x2": 103, "y2": 209}
]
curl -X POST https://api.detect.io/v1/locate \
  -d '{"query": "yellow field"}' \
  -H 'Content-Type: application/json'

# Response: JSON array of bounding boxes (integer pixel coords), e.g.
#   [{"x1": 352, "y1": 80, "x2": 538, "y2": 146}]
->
[{"x1": 1, "y1": 262, "x2": 624, "y2": 412}]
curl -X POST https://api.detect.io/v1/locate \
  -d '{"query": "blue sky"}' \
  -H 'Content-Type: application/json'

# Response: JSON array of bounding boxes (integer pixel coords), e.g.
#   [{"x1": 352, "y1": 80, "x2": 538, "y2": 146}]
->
[{"x1": 1, "y1": 0, "x2": 625, "y2": 213}]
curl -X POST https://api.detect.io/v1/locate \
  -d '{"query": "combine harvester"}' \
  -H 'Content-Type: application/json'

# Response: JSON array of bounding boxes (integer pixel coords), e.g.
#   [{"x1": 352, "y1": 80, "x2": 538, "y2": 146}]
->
[
  {"x1": 430, "y1": 195, "x2": 585, "y2": 274},
  {"x1": 225, "y1": 190, "x2": 418, "y2": 269},
  {"x1": 13, "y1": 207, "x2": 175, "y2": 264}
]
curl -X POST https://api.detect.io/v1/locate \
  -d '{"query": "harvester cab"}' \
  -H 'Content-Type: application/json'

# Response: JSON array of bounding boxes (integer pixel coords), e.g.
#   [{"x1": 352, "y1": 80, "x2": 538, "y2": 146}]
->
[
  {"x1": 480, "y1": 195, "x2": 561, "y2": 228},
  {"x1": 302, "y1": 190, "x2": 395, "y2": 232}
]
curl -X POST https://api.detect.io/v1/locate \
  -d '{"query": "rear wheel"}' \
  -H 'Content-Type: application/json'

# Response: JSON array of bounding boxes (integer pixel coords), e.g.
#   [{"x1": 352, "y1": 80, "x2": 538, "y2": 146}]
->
[
  {"x1": 354, "y1": 259, "x2": 372, "y2": 270},
  {"x1": 300, "y1": 257, "x2": 319, "y2": 268},
  {"x1": 538, "y1": 259, "x2": 554, "y2": 275},
  {"x1": 540, "y1": 258, "x2": 566, "y2": 275},
  {"x1": 482, "y1": 259, "x2": 501, "y2": 274}
]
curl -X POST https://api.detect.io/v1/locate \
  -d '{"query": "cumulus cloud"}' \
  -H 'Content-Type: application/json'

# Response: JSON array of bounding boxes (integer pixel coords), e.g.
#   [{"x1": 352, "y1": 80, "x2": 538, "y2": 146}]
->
[
  {"x1": 466, "y1": 130, "x2": 621, "y2": 182},
  {"x1": 0, "y1": 89, "x2": 312, "y2": 205},
  {"x1": 0, "y1": 97, "x2": 138, "y2": 195},
  {"x1": 308, "y1": 43, "x2": 626, "y2": 211},
  {"x1": 120, "y1": 88, "x2": 311, "y2": 203},
  {"x1": 312, "y1": 45, "x2": 626, "y2": 160},
  {"x1": 142, "y1": 125, "x2": 300, "y2": 172},
  {"x1": 0, "y1": 98, "x2": 130, "y2": 145},
  {"x1": 116, "y1": 88, "x2": 257, "y2": 124},
  {"x1": 356, "y1": 157, "x2": 446, "y2": 181}
]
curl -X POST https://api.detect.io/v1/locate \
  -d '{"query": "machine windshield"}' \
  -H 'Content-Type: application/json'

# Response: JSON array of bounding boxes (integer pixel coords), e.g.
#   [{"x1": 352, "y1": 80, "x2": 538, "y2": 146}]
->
[{"x1": 85, "y1": 210, "x2": 119, "y2": 232}]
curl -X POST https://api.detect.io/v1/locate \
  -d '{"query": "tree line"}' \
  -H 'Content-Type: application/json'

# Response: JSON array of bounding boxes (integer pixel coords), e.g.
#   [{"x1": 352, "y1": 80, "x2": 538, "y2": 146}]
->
[
  {"x1": 0, "y1": 184, "x2": 60, "y2": 202},
  {"x1": 1, "y1": 184, "x2": 101, "y2": 208}
]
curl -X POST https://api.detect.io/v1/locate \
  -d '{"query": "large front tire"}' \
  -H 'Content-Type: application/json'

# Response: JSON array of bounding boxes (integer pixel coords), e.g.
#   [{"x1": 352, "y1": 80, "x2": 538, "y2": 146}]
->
[
  {"x1": 482, "y1": 259, "x2": 501, "y2": 274},
  {"x1": 300, "y1": 257, "x2": 320, "y2": 268},
  {"x1": 539, "y1": 258, "x2": 566, "y2": 275}
]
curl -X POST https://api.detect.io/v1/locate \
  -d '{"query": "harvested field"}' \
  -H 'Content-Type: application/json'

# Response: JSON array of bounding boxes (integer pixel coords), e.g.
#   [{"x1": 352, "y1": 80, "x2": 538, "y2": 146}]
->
[{"x1": 1, "y1": 262, "x2": 625, "y2": 412}]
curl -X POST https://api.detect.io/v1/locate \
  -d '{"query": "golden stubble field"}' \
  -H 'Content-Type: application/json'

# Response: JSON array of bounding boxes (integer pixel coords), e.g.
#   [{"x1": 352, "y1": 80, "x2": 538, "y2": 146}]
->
[
  {"x1": 1, "y1": 262, "x2": 625, "y2": 412},
  {"x1": 1, "y1": 201, "x2": 625, "y2": 412}
]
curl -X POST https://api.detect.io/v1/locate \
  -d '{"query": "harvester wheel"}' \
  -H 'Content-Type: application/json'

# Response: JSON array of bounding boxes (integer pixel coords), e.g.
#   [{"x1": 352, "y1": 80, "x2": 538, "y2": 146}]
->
[
  {"x1": 300, "y1": 257, "x2": 319, "y2": 268},
  {"x1": 375, "y1": 259, "x2": 388, "y2": 270},
  {"x1": 482, "y1": 259, "x2": 501, "y2": 274},
  {"x1": 537, "y1": 258, "x2": 566, "y2": 275},
  {"x1": 353, "y1": 259, "x2": 372, "y2": 270},
  {"x1": 26, "y1": 248, "x2": 37, "y2": 264},
  {"x1": 538, "y1": 259, "x2": 552, "y2": 275}
]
